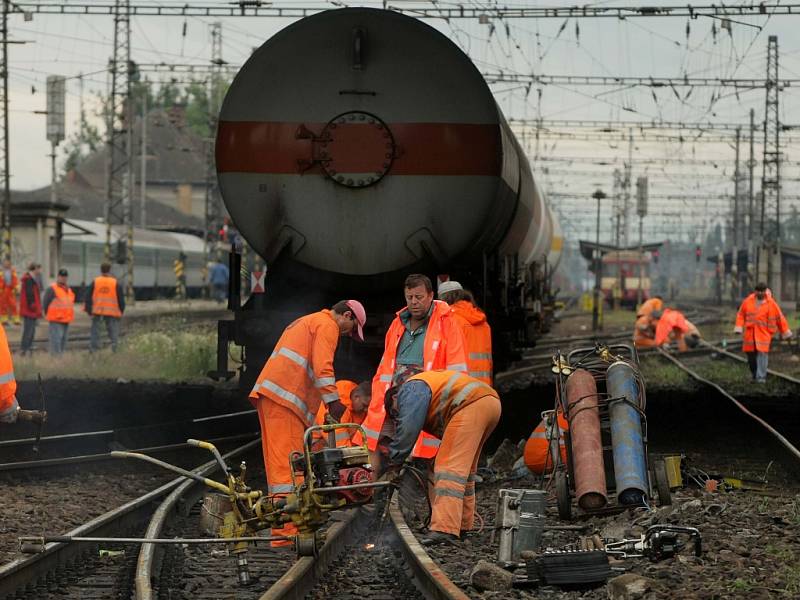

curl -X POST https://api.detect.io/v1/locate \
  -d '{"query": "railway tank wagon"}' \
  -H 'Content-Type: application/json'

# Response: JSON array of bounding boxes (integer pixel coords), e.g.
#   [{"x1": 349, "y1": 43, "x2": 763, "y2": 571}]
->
[{"x1": 214, "y1": 8, "x2": 558, "y2": 384}]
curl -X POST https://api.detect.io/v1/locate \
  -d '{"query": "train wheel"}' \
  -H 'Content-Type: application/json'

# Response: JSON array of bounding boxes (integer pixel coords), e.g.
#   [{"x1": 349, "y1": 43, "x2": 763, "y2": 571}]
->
[
  {"x1": 555, "y1": 470, "x2": 572, "y2": 521},
  {"x1": 654, "y1": 460, "x2": 672, "y2": 506}
]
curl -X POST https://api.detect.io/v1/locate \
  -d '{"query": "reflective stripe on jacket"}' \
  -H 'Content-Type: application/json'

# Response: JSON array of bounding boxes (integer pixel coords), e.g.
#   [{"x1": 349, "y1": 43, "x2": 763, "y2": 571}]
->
[
  {"x1": 46, "y1": 283, "x2": 75, "y2": 324},
  {"x1": 249, "y1": 310, "x2": 340, "y2": 427},
  {"x1": 735, "y1": 293, "x2": 790, "y2": 353},
  {"x1": 358, "y1": 300, "x2": 467, "y2": 455},
  {"x1": 91, "y1": 275, "x2": 122, "y2": 317},
  {"x1": 451, "y1": 300, "x2": 493, "y2": 385},
  {"x1": 0, "y1": 324, "x2": 16, "y2": 413},
  {"x1": 406, "y1": 370, "x2": 499, "y2": 439}
]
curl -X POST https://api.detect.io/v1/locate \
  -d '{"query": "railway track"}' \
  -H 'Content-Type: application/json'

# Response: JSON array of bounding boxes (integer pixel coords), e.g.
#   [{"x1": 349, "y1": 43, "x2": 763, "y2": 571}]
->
[
  {"x1": 0, "y1": 436, "x2": 472, "y2": 600},
  {"x1": 0, "y1": 408, "x2": 258, "y2": 470}
]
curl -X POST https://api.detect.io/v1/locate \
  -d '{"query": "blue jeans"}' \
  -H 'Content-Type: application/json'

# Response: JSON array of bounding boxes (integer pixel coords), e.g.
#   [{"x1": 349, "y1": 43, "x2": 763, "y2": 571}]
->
[
  {"x1": 90, "y1": 316, "x2": 120, "y2": 352},
  {"x1": 20, "y1": 317, "x2": 37, "y2": 354},
  {"x1": 746, "y1": 351, "x2": 769, "y2": 381},
  {"x1": 48, "y1": 322, "x2": 69, "y2": 355}
]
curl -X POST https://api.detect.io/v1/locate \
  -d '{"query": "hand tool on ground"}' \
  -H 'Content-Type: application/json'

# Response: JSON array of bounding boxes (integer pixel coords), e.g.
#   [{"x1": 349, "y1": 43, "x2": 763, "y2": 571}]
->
[{"x1": 604, "y1": 525, "x2": 702, "y2": 561}]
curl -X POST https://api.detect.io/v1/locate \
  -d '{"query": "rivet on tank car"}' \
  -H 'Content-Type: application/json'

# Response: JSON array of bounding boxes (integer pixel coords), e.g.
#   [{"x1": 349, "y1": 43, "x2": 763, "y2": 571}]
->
[
  {"x1": 358, "y1": 114, "x2": 365, "y2": 120},
  {"x1": 358, "y1": 180, "x2": 364, "y2": 186}
]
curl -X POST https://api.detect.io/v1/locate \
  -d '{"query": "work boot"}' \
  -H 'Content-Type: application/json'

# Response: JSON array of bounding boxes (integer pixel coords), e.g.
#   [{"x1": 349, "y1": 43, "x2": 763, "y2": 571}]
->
[{"x1": 420, "y1": 531, "x2": 459, "y2": 546}]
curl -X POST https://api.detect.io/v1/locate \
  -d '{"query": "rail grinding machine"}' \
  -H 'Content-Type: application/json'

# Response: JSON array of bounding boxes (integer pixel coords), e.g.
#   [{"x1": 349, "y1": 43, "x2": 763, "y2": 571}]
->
[
  {"x1": 19, "y1": 423, "x2": 390, "y2": 585},
  {"x1": 549, "y1": 344, "x2": 671, "y2": 520}
]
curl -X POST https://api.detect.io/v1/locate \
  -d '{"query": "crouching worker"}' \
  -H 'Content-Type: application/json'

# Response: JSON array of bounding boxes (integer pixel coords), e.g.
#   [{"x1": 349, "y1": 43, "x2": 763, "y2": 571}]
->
[
  {"x1": 524, "y1": 410, "x2": 568, "y2": 474},
  {"x1": 314, "y1": 380, "x2": 372, "y2": 447},
  {"x1": 380, "y1": 370, "x2": 501, "y2": 546}
]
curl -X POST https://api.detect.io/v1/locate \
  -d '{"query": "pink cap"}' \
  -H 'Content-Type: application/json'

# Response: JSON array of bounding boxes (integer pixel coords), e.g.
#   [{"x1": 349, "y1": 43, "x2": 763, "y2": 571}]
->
[{"x1": 345, "y1": 300, "x2": 366, "y2": 342}]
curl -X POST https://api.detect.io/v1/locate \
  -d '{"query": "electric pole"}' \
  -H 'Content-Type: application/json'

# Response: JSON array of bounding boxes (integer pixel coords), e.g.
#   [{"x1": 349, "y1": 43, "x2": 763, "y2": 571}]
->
[
  {"x1": 204, "y1": 21, "x2": 225, "y2": 294},
  {"x1": 104, "y1": 0, "x2": 135, "y2": 300},
  {"x1": 1, "y1": 1, "x2": 10, "y2": 261},
  {"x1": 761, "y1": 35, "x2": 781, "y2": 299}
]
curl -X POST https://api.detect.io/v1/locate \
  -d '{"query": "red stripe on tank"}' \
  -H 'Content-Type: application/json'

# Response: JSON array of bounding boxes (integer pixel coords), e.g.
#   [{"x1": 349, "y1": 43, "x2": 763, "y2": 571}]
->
[{"x1": 215, "y1": 121, "x2": 502, "y2": 176}]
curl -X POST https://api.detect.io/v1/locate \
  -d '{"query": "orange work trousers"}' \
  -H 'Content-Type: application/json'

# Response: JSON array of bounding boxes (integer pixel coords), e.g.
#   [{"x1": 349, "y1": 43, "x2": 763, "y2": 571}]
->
[
  {"x1": 0, "y1": 289, "x2": 17, "y2": 321},
  {"x1": 257, "y1": 398, "x2": 306, "y2": 547},
  {"x1": 430, "y1": 395, "x2": 501, "y2": 536}
]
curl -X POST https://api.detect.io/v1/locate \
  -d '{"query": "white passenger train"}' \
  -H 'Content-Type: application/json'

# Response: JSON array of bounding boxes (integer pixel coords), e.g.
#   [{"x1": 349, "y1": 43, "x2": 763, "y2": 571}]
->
[{"x1": 61, "y1": 219, "x2": 207, "y2": 298}]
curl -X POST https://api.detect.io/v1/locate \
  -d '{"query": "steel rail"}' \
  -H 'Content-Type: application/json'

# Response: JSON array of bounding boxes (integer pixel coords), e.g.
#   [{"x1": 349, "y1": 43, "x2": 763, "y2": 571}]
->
[
  {"x1": 0, "y1": 408, "x2": 257, "y2": 449},
  {"x1": 388, "y1": 499, "x2": 471, "y2": 600},
  {"x1": 257, "y1": 509, "x2": 370, "y2": 600},
  {"x1": 656, "y1": 348, "x2": 800, "y2": 462},
  {"x1": 0, "y1": 432, "x2": 258, "y2": 472},
  {"x1": 699, "y1": 339, "x2": 800, "y2": 385},
  {"x1": 0, "y1": 438, "x2": 261, "y2": 598}
]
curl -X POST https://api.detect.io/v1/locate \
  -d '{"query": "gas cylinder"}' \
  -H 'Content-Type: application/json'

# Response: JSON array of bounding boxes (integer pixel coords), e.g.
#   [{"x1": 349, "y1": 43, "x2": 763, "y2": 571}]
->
[
  {"x1": 606, "y1": 361, "x2": 648, "y2": 505},
  {"x1": 565, "y1": 369, "x2": 607, "y2": 510}
]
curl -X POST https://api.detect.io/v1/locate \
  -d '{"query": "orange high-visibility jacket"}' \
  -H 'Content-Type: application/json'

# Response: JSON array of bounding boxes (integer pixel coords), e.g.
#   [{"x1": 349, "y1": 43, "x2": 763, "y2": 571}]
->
[
  {"x1": 735, "y1": 293, "x2": 790, "y2": 353},
  {"x1": 0, "y1": 324, "x2": 17, "y2": 417},
  {"x1": 451, "y1": 300, "x2": 493, "y2": 385},
  {"x1": 46, "y1": 283, "x2": 75, "y2": 324},
  {"x1": 359, "y1": 300, "x2": 467, "y2": 456},
  {"x1": 654, "y1": 308, "x2": 690, "y2": 346},
  {"x1": 314, "y1": 379, "x2": 359, "y2": 447},
  {"x1": 92, "y1": 275, "x2": 122, "y2": 317},
  {"x1": 636, "y1": 297, "x2": 663, "y2": 319},
  {"x1": 250, "y1": 310, "x2": 341, "y2": 426},
  {"x1": 405, "y1": 370, "x2": 499, "y2": 439},
  {"x1": 524, "y1": 413, "x2": 569, "y2": 474},
  {"x1": 633, "y1": 314, "x2": 656, "y2": 347}
]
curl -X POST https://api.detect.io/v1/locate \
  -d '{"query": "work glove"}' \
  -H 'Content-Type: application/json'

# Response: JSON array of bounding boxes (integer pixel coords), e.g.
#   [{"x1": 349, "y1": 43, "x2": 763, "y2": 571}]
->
[
  {"x1": 782, "y1": 330, "x2": 793, "y2": 340},
  {"x1": 323, "y1": 412, "x2": 340, "y2": 425},
  {"x1": 0, "y1": 397, "x2": 19, "y2": 423},
  {"x1": 733, "y1": 326, "x2": 743, "y2": 335}
]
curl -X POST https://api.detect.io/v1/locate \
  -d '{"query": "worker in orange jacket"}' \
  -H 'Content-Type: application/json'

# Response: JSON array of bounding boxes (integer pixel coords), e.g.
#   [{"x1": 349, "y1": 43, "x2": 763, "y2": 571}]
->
[
  {"x1": 654, "y1": 308, "x2": 693, "y2": 351},
  {"x1": 636, "y1": 295, "x2": 663, "y2": 319},
  {"x1": 249, "y1": 300, "x2": 366, "y2": 546},
  {"x1": 633, "y1": 312, "x2": 658, "y2": 348},
  {"x1": 380, "y1": 370, "x2": 501, "y2": 545},
  {"x1": 43, "y1": 268, "x2": 75, "y2": 355},
  {"x1": 0, "y1": 323, "x2": 44, "y2": 426},
  {"x1": 313, "y1": 380, "x2": 371, "y2": 447},
  {"x1": 0, "y1": 260, "x2": 18, "y2": 326},
  {"x1": 734, "y1": 283, "x2": 792, "y2": 382},
  {"x1": 358, "y1": 274, "x2": 467, "y2": 469},
  {"x1": 438, "y1": 281, "x2": 492, "y2": 385},
  {"x1": 524, "y1": 410, "x2": 569, "y2": 474}
]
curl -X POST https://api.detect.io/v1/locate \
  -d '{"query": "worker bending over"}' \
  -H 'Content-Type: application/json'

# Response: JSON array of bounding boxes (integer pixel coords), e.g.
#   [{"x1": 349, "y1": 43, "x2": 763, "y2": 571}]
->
[
  {"x1": 653, "y1": 308, "x2": 701, "y2": 352},
  {"x1": 360, "y1": 273, "x2": 467, "y2": 465},
  {"x1": 734, "y1": 283, "x2": 792, "y2": 383},
  {"x1": 438, "y1": 281, "x2": 493, "y2": 384},
  {"x1": 381, "y1": 370, "x2": 500, "y2": 545},
  {"x1": 633, "y1": 311, "x2": 658, "y2": 348},
  {"x1": 249, "y1": 300, "x2": 366, "y2": 546}
]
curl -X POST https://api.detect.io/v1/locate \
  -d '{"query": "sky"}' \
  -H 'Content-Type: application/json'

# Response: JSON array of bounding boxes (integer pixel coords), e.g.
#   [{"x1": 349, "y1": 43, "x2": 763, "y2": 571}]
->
[{"x1": 7, "y1": 1, "x2": 800, "y2": 243}]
